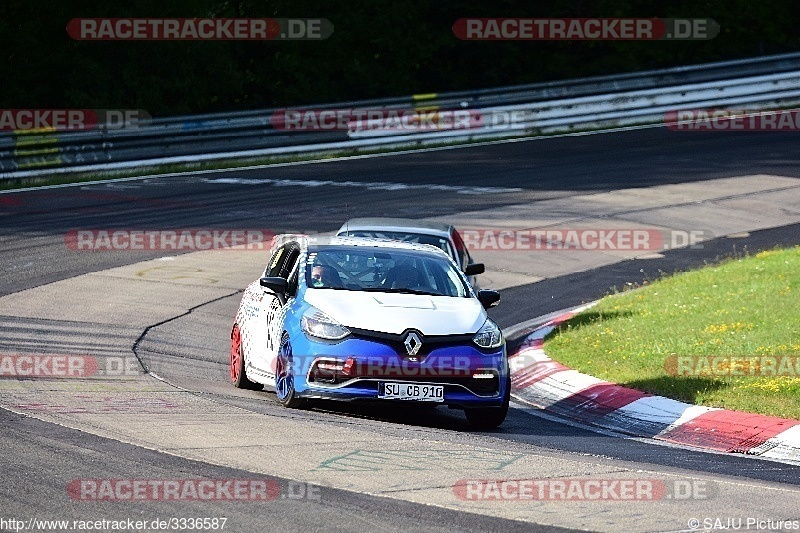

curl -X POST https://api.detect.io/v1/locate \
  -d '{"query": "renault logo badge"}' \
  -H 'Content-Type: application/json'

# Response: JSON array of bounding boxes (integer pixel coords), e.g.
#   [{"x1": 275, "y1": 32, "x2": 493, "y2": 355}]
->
[{"x1": 404, "y1": 332, "x2": 422, "y2": 356}]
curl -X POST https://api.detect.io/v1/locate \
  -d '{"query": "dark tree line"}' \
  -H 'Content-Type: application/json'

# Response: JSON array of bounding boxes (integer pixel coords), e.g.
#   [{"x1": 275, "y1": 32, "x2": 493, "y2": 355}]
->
[{"x1": 2, "y1": 0, "x2": 799, "y2": 116}]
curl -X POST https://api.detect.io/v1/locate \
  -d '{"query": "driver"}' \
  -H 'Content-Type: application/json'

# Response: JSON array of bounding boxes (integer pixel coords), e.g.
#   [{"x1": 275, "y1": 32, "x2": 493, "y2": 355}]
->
[{"x1": 310, "y1": 265, "x2": 341, "y2": 288}]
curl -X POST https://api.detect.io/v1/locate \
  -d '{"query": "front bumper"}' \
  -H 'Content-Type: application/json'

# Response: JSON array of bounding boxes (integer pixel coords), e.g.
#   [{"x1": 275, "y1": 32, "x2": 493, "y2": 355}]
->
[{"x1": 288, "y1": 333, "x2": 508, "y2": 409}]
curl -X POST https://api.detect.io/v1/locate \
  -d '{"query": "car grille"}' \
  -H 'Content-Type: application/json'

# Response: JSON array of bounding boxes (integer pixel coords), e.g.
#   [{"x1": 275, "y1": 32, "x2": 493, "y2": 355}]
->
[
  {"x1": 348, "y1": 327, "x2": 476, "y2": 357},
  {"x1": 307, "y1": 327, "x2": 501, "y2": 396}
]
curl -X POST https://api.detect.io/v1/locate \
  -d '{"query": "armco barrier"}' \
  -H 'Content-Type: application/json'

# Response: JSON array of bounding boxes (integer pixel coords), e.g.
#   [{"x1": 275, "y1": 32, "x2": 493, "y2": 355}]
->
[{"x1": 4, "y1": 51, "x2": 800, "y2": 179}]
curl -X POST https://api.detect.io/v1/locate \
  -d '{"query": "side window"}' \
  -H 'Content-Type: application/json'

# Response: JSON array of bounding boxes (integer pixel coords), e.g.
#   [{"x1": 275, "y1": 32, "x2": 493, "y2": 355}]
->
[
  {"x1": 282, "y1": 248, "x2": 301, "y2": 296},
  {"x1": 443, "y1": 240, "x2": 458, "y2": 264},
  {"x1": 266, "y1": 244, "x2": 301, "y2": 279},
  {"x1": 280, "y1": 247, "x2": 300, "y2": 278},
  {"x1": 451, "y1": 229, "x2": 472, "y2": 270},
  {"x1": 266, "y1": 246, "x2": 287, "y2": 277}
]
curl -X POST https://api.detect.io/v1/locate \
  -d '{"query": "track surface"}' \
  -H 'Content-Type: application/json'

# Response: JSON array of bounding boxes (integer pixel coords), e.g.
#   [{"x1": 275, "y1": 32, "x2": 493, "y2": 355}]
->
[
  {"x1": 3, "y1": 128, "x2": 800, "y2": 531},
  {"x1": 0, "y1": 409, "x2": 549, "y2": 532},
  {"x1": 4, "y1": 128, "x2": 800, "y2": 298}
]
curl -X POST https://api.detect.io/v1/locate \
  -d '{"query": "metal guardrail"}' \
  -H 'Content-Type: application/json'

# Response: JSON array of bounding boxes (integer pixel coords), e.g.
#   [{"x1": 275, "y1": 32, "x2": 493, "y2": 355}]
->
[{"x1": 4, "y1": 51, "x2": 800, "y2": 179}]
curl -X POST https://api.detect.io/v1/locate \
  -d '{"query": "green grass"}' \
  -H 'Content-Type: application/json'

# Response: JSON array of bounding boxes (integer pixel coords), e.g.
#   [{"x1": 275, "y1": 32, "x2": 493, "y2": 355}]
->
[{"x1": 543, "y1": 246, "x2": 800, "y2": 419}]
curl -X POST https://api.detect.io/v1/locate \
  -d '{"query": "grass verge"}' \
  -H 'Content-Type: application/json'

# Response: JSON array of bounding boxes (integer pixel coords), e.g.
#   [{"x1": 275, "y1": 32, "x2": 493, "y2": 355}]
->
[{"x1": 543, "y1": 246, "x2": 800, "y2": 419}]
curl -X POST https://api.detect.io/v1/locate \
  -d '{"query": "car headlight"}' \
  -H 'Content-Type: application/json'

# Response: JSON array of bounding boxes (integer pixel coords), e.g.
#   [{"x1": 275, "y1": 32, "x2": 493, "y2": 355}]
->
[
  {"x1": 301, "y1": 306, "x2": 350, "y2": 340},
  {"x1": 472, "y1": 319, "x2": 503, "y2": 349}
]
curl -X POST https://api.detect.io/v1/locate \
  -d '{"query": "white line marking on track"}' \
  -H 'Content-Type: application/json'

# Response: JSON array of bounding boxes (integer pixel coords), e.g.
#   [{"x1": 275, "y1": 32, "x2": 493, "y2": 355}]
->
[
  {"x1": 0, "y1": 123, "x2": 662, "y2": 195},
  {"x1": 202, "y1": 177, "x2": 523, "y2": 194}
]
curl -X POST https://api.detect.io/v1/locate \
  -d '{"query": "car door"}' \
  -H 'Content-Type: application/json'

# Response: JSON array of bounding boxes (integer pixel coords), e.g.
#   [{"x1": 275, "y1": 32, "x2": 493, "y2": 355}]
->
[
  {"x1": 260, "y1": 244, "x2": 302, "y2": 379},
  {"x1": 242, "y1": 243, "x2": 289, "y2": 380}
]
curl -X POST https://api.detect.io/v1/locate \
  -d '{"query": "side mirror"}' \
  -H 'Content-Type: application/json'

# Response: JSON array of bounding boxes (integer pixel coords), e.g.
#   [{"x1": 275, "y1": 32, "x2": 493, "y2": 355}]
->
[
  {"x1": 260, "y1": 277, "x2": 288, "y2": 294},
  {"x1": 465, "y1": 263, "x2": 485, "y2": 276},
  {"x1": 477, "y1": 289, "x2": 500, "y2": 309}
]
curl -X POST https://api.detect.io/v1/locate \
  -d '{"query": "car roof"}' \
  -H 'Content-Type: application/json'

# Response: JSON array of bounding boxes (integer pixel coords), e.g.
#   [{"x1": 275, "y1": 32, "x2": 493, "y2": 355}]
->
[
  {"x1": 337, "y1": 217, "x2": 453, "y2": 238},
  {"x1": 271, "y1": 234, "x2": 450, "y2": 257}
]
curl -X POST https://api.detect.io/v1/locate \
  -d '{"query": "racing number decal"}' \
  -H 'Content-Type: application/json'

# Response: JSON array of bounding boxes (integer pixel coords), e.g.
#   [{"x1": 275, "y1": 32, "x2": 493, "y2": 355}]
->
[{"x1": 264, "y1": 296, "x2": 283, "y2": 354}]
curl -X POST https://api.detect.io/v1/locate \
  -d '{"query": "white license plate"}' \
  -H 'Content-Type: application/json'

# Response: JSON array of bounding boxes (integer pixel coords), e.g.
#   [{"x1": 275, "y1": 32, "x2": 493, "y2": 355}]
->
[{"x1": 379, "y1": 382, "x2": 444, "y2": 402}]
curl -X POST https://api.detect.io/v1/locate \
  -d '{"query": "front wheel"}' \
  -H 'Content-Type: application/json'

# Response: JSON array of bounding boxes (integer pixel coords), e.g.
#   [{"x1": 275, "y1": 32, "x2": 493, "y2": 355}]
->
[
  {"x1": 230, "y1": 324, "x2": 261, "y2": 390},
  {"x1": 275, "y1": 334, "x2": 306, "y2": 408}
]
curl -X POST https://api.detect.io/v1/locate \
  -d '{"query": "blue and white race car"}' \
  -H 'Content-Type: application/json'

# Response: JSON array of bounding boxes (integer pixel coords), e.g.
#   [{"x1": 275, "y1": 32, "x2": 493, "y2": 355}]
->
[{"x1": 229, "y1": 235, "x2": 509, "y2": 428}]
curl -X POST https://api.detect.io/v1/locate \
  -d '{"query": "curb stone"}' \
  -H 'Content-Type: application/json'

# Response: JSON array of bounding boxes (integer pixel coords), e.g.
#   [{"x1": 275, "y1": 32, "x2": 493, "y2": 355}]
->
[{"x1": 506, "y1": 304, "x2": 800, "y2": 465}]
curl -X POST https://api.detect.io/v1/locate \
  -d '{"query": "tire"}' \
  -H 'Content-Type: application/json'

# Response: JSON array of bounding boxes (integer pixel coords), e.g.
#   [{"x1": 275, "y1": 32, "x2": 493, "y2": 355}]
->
[
  {"x1": 465, "y1": 374, "x2": 510, "y2": 429},
  {"x1": 275, "y1": 333, "x2": 306, "y2": 408},
  {"x1": 230, "y1": 324, "x2": 261, "y2": 390}
]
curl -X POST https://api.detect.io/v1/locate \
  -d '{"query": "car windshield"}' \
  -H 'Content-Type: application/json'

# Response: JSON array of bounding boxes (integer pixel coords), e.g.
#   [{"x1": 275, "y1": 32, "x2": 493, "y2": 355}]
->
[
  {"x1": 306, "y1": 247, "x2": 469, "y2": 297},
  {"x1": 340, "y1": 230, "x2": 457, "y2": 263}
]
